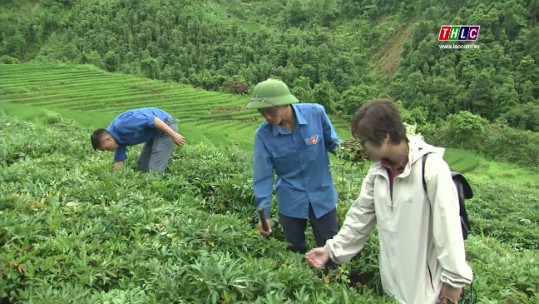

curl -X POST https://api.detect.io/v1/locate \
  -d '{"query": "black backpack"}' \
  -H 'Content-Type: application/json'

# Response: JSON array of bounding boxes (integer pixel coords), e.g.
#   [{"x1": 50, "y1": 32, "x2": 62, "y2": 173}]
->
[{"x1": 422, "y1": 153, "x2": 473, "y2": 240}]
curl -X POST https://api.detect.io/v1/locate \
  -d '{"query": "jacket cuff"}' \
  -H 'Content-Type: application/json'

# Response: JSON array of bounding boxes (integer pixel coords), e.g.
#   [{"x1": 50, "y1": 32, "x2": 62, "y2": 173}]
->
[
  {"x1": 440, "y1": 271, "x2": 472, "y2": 288},
  {"x1": 324, "y1": 241, "x2": 338, "y2": 264}
]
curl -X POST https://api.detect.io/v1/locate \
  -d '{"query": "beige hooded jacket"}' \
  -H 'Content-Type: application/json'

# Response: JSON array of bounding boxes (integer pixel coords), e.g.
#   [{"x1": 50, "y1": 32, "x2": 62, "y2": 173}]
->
[{"x1": 326, "y1": 137, "x2": 473, "y2": 304}]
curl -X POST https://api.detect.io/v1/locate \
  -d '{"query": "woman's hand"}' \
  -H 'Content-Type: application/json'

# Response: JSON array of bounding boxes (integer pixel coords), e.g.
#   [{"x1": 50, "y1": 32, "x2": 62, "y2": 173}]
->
[{"x1": 305, "y1": 247, "x2": 330, "y2": 268}]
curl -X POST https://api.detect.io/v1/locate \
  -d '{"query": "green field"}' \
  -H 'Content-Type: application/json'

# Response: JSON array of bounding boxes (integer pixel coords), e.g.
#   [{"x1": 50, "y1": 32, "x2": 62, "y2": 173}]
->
[
  {"x1": 1, "y1": 64, "x2": 538, "y2": 303},
  {"x1": 3, "y1": 63, "x2": 537, "y2": 184},
  {"x1": 444, "y1": 148, "x2": 539, "y2": 186},
  {"x1": 0, "y1": 63, "x2": 258, "y2": 149},
  {"x1": 0, "y1": 63, "x2": 353, "y2": 151}
]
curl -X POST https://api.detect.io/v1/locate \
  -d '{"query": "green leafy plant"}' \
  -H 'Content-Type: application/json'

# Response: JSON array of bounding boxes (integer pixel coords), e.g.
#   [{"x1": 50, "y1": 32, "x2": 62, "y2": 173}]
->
[{"x1": 0, "y1": 116, "x2": 537, "y2": 303}]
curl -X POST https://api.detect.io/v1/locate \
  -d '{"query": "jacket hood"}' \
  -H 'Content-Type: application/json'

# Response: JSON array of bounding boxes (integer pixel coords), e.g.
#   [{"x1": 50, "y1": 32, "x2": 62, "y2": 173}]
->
[{"x1": 408, "y1": 136, "x2": 445, "y2": 166}]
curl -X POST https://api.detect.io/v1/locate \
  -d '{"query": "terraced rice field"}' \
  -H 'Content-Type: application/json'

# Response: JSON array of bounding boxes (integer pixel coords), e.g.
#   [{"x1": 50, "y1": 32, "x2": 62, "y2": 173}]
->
[
  {"x1": 0, "y1": 64, "x2": 258, "y2": 148},
  {"x1": 0, "y1": 63, "x2": 351, "y2": 149}
]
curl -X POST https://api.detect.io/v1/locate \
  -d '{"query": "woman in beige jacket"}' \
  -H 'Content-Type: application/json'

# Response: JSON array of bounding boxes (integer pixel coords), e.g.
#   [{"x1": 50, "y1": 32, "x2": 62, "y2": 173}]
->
[{"x1": 306, "y1": 99, "x2": 473, "y2": 304}]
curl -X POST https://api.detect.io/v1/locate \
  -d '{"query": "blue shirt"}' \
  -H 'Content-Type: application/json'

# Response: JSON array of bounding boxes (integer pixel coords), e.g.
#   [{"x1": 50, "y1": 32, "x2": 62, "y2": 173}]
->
[
  {"x1": 253, "y1": 103, "x2": 340, "y2": 219},
  {"x1": 106, "y1": 107, "x2": 172, "y2": 162}
]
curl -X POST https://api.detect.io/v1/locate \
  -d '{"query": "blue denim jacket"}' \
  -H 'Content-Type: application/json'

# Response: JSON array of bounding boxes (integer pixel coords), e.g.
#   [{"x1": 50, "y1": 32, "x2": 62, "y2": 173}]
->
[{"x1": 253, "y1": 103, "x2": 340, "y2": 219}]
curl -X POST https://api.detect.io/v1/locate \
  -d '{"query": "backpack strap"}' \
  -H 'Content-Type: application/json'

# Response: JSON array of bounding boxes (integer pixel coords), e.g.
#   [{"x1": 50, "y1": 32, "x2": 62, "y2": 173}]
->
[{"x1": 422, "y1": 152, "x2": 430, "y2": 192}]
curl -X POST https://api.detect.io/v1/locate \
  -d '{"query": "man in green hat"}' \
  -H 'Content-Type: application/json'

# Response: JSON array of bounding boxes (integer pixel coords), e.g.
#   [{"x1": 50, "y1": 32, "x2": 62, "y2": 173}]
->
[{"x1": 248, "y1": 78, "x2": 341, "y2": 253}]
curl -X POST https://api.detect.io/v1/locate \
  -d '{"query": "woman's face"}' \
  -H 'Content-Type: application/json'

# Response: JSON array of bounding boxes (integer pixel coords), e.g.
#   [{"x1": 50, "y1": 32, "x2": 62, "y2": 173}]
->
[{"x1": 359, "y1": 136, "x2": 389, "y2": 161}]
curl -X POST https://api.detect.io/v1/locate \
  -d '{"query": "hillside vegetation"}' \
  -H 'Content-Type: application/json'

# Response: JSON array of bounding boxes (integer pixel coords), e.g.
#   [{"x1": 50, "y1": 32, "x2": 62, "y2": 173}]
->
[
  {"x1": 1, "y1": 116, "x2": 538, "y2": 303},
  {"x1": 1, "y1": 0, "x2": 537, "y2": 127},
  {"x1": 0, "y1": 1, "x2": 538, "y2": 302},
  {"x1": 0, "y1": 63, "x2": 353, "y2": 148},
  {"x1": 1, "y1": 0, "x2": 537, "y2": 168}
]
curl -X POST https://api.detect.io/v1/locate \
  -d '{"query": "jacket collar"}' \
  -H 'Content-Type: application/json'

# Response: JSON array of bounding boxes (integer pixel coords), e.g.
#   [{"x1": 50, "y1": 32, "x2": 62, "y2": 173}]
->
[{"x1": 271, "y1": 104, "x2": 307, "y2": 136}]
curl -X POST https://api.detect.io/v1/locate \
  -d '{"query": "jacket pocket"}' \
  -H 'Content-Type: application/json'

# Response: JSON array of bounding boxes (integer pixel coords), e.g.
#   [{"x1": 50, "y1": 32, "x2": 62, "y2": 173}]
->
[{"x1": 271, "y1": 149, "x2": 295, "y2": 174}]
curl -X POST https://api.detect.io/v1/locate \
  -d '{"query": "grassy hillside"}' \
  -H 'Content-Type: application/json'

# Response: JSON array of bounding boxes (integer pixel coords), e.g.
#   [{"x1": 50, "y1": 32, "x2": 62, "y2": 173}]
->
[
  {"x1": 444, "y1": 148, "x2": 539, "y2": 186},
  {"x1": 0, "y1": 63, "x2": 258, "y2": 149},
  {"x1": 1, "y1": 63, "x2": 537, "y2": 303},
  {"x1": 3, "y1": 63, "x2": 537, "y2": 186},
  {"x1": 2, "y1": 0, "x2": 536, "y2": 128},
  {"x1": 1, "y1": 115, "x2": 537, "y2": 303},
  {"x1": 0, "y1": 63, "x2": 353, "y2": 150}
]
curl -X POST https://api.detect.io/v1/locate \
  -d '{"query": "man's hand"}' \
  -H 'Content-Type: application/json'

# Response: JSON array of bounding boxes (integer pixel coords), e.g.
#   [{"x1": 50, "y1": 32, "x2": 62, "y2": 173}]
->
[
  {"x1": 257, "y1": 220, "x2": 272, "y2": 237},
  {"x1": 170, "y1": 132, "x2": 185, "y2": 146},
  {"x1": 437, "y1": 283, "x2": 462, "y2": 304},
  {"x1": 305, "y1": 247, "x2": 330, "y2": 268},
  {"x1": 154, "y1": 117, "x2": 185, "y2": 145}
]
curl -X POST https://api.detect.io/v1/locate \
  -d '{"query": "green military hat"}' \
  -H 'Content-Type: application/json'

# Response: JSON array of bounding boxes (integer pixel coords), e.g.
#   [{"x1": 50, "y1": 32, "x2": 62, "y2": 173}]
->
[{"x1": 246, "y1": 78, "x2": 299, "y2": 109}]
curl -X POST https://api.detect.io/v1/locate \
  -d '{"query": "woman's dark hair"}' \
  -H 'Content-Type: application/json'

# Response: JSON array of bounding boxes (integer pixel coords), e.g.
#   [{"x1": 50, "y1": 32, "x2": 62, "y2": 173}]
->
[
  {"x1": 351, "y1": 99, "x2": 407, "y2": 146},
  {"x1": 90, "y1": 128, "x2": 109, "y2": 150}
]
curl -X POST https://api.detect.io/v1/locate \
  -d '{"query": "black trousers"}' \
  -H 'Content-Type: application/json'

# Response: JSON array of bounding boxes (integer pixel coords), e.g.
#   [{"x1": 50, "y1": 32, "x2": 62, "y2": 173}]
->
[{"x1": 278, "y1": 205, "x2": 339, "y2": 254}]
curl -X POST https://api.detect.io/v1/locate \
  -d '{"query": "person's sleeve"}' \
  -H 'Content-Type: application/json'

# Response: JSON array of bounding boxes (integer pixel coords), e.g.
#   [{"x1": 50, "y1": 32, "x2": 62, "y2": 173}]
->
[
  {"x1": 425, "y1": 154, "x2": 474, "y2": 287},
  {"x1": 325, "y1": 172, "x2": 377, "y2": 264},
  {"x1": 113, "y1": 145, "x2": 127, "y2": 162},
  {"x1": 319, "y1": 105, "x2": 340, "y2": 154},
  {"x1": 145, "y1": 113, "x2": 160, "y2": 128},
  {"x1": 253, "y1": 133, "x2": 274, "y2": 218}
]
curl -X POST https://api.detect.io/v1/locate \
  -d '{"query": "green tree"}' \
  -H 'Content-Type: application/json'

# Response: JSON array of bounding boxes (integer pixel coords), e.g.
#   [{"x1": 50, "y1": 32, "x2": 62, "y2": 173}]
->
[
  {"x1": 140, "y1": 55, "x2": 160, "y2": 79},
  {"x1": 285, "y1": 0, "x2": 308, "y2": 27},
  {"x1": 85, "y1": 50, "x2": 103, "y2": 68},
  {"x1": 291, "y1": 76, "x2": 313, "y2": 102},
  {"x1": 104, "y1": 50, "x2": 119, "y2": 72},
  {"x1": 4, "y1": 31, "x2": 27, "y2": 59},
  {"x1": 518, "y1": 80, "x2": 535, "y2": 104},
  {"x1": 468, "y1": 71, "x2": 496, "y2": 120},
  {"x1": 316, "y1": 0, "x2": 339, "y2": 27},
  {"x1": 0, "y1": 54, "x2": 19, "y2": 64},
  {"x1": 501, "y1": 103, "x2": 539, "y2": 131},
  {"x1": 494, "y1": 75, "x2": 519, "y2": 114},
  {"x1": 312, "y1": 80, "x2": 339, "y2": 113},
  {"x1": 446, "y1": 111, "x2": 487, "y2": 148},
  {"x1": 502, "y1": 10, "x2": 521, "y2": 41},
  {"x1": 336, "y1": 84, "x2": 376, "y2": 116},
  {"x1": 397, "y1": 71, "x2": 425, "y2": 108}
]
